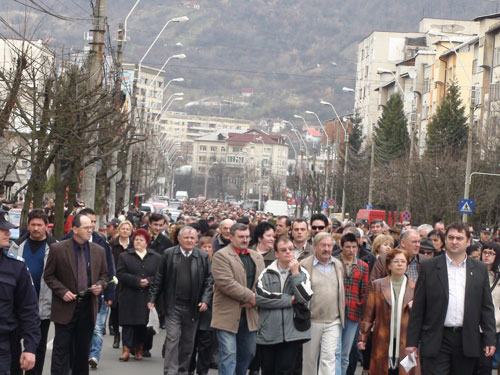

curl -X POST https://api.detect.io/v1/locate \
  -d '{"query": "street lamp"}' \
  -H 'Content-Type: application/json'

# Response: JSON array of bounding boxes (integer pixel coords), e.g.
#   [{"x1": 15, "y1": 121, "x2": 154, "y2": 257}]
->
[
  {"x1": 165, "y1": 96, "x2": 183, "y2": 111},
  {"x1": 123, "y1": 0, "x2": 142, "y2": 45},
  {"x1": 428, "y1": 29, "x2": 476, "y2": 223},
  {"x1": 163, "y1": 77, "x2": 184, "y2": 93},
  {"x1": 146, "y1": 54, "x2": 186, "y2": 92},
  {"x1": 321, "y1": 100, "x2": 349, "y2": 221},
  {"x1": 137, "y1": 16, "x2": 189, "y2": 81},
  {"x1": 305, "y1": 110, "x2": 331, "y2": 204}
]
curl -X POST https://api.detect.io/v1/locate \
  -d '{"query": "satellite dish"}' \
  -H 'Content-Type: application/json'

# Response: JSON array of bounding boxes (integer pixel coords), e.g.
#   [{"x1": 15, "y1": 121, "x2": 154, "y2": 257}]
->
[{"x1": 408, "y1": 67, "x2": 417, "y2": 79}]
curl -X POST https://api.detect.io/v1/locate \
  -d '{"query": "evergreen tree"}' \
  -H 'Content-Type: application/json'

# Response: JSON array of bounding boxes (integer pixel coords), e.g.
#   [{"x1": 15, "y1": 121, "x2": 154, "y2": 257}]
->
[
  {"x1": 375, "y1": 93, "x2": 410, "y2": 161},
  {"x1": 349, "y1": 112, "x2": 364, "y2": 155},
  {"x1": 426, "y1": 80, "x2": 468, "y2": 157}
]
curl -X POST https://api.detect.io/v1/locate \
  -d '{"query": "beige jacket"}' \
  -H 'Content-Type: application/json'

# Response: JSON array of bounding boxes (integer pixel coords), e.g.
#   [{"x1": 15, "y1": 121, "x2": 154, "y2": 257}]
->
[
  {"x1": 300, "y1": 254, "x2": 346, "y2": 327},
  {"x1": 211, "y1": 245, "x2": 265, "y2": 333}
]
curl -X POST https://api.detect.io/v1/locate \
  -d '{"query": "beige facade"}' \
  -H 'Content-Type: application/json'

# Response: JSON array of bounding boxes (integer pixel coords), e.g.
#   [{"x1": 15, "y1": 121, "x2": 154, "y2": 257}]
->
[
  {"x1": 355, "y1": 18, "x2": 479, "y2": 143},
  {"x1": 160, "y1": 112, "x2": 252, "y2": 143},
  {"x1": 191, "y1": 130, "x2": 288, "y2": 198},
  {"x1": 122, "y1": 62, "x2": 164, "y2": 131}
]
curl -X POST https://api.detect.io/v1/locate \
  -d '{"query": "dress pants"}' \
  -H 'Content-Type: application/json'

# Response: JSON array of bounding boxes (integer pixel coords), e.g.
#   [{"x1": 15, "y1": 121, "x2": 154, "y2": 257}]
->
[
  {"x1": 0, "y1": 335, "x2": 11, "y2": 375},
  {"x1": 109, "y1": 305, "x2": 119, "y2": 334},
  {"x1": 422, "y1": 327, "x2": 477, "y2": 375},
  {"x1": 189, "y1": 329, "x2": 217, "y2": 375},
  {"x1": 163, "y1": 304, "x2": 198, "y2": 375},
  {"x1": 302, "y1": 321, "x2": 341, "y2": 375},
  {"x1": 51, "y1": 298, "x2": 94, "y2": 375},
  {"x1": 11, "y1": 319, "x2": 50, "y2": 375},
  {"x1": 260, "y1": 341, "x2": 302, "y2": 375}
]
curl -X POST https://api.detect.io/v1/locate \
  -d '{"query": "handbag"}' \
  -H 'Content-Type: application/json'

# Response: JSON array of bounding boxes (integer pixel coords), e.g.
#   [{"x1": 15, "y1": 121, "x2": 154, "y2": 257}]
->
[
  {"x1": 293, "y1": 302, "x2": 311, "y2": 332},
  {"x1": 147, "y1": 307, "x2": 160, "y2": 336}
]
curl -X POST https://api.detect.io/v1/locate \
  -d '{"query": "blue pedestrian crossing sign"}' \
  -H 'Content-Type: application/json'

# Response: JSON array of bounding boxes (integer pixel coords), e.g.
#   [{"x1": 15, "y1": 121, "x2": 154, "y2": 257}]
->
[
  {"x1": 321, "y1": 201, "x2": 328, "y2": 209},
  {"x1": 458, "y1": 199, "x2": 474, "y2": 214}
]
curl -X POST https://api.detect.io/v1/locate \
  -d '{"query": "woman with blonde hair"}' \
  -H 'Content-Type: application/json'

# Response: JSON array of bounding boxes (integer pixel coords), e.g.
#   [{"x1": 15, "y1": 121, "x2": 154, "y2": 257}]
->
[{"x1": 372, "y1": 234, "x2": 395, "y2": 257}]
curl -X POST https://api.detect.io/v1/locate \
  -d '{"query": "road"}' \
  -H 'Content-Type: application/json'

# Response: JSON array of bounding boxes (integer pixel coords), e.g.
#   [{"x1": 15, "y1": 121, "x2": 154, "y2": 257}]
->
[{"x1": 42, "y1": 326, "x2": 219, "y2": 375}]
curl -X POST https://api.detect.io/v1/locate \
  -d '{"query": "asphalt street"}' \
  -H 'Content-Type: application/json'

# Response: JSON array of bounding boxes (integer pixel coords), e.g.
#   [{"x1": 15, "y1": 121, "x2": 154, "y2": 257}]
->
[{"x1": 42, "y1": 325, "x2": 218, "y2": 375}]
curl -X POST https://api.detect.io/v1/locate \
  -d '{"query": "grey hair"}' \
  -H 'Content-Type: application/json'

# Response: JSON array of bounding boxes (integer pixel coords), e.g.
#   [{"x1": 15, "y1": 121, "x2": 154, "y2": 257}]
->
[
  {"x1": 178, "y1": 226, "x2": 198, "y2": 237},
  {"x1": 230, "y1": 223, "x2": 249, "y2": 235},
  {"x1": 400, "y1": 228, "x2": 419, "y2": 242},
  {"x1": 313, "y1": 232, "x2": 334, "y2": 247},
  {"x1": 417, "y1": 224, "x2": 433, "y2": 233}
]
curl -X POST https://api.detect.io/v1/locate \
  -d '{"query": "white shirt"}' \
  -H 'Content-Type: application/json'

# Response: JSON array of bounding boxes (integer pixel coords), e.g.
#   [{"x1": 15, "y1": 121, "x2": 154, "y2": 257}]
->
[
  {"x1": 293, "y1": 242, "x2": 307, "y2": 260},
  {"x1": 180, "y1": 247, "x2": 192, "y2": 257},
  {"x1": 444, "y1": 253, "x2": 467, "y2": 327}
]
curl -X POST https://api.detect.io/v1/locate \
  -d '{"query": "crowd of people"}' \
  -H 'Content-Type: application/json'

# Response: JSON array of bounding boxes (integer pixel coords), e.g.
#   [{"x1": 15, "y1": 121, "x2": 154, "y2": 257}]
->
[{"x1": 1, "y1": 198, "x2": 500, "y2": 375}]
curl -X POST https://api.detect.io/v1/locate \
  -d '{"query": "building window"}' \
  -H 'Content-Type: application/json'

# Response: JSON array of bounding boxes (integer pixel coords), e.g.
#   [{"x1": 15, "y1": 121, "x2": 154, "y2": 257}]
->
[
  {"x1": 472, "y1": 59, "x2": 478, "y2": 74},
  {"x1": 424, "y1": 78, "x2": 430, "y2": 94},
  {"x1": 495, "y1": 48, "x2": 500, "y2": 67},
  {"x1": 199, "y1": 145, "x2": 207, "y2": 151},
  {"x1": 364, "y1": 66, "x2": 369, "y2": 78},
  {"x1": 210, "y1": 146, "x2": 217, "y2": 152},
  {"x1": 232, "y1": 146, "x2": 243, "y2": 152},
  {"x1": 221, "y1": 146, "x2": 226, "y2": 152},
  {"x1": 198, "y1": 156, "x2": 206, "y2": 162},
  {"x1": 491, "y1": 82, "x2": 500, "y2": 102}
]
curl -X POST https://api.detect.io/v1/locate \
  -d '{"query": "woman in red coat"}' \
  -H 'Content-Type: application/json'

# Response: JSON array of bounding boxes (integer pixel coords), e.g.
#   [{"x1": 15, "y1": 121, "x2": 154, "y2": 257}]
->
[{"x1": 358, "y1": 248, "x2": 420, "y2": 375}]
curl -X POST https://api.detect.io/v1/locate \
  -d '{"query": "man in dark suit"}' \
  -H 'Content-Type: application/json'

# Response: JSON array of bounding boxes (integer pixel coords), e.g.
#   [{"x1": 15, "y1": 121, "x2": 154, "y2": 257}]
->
[
  {"x1": 148, "y1": 213, "x2": 173, "y2": 332},
  {"x1": 44, "y1": 214, "x2": 108, "y2": 375},
  {"x1": 149, "y1": 225, "x2": 213, "y2": 375},
  {"x1": 406, "y1": 222, "x2": 496, "y2": 375}
]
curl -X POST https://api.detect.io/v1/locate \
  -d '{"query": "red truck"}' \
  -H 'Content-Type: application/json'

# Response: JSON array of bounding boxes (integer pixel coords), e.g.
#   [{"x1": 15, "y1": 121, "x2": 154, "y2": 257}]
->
[{"x1": 356, "y1": 209, "x2": 410, "y2": 226}]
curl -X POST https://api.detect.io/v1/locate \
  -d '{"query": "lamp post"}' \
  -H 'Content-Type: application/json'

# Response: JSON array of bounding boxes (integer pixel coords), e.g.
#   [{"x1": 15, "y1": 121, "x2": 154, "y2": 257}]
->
[
  {"x1": 123, "y1": 0, "x2": 142, "y2": 45},
  {"x1": 136, "y1": 16, "x2": 189, "y2": 82},
  {"x1": 165, "y1": 96, "x2": 183, "y2": 112},
  {"x1": 305, "y1": 110, "x2": 331, "y2": 204},
  {"x1": 146, "y1": 54, "x2": 186, "y2": 93},
  {"x1": 428, "y1": 30, "x2": 475, "y2": 223},
  {"x1": 321, "y1": 100, "x2": 349, "y2": 221},
  {"x1": 163, "y1": 77, "x2": 184, "y2": 93},
  {"x1": 169, "y1": 155, "x2": 182, "y2": 198}
]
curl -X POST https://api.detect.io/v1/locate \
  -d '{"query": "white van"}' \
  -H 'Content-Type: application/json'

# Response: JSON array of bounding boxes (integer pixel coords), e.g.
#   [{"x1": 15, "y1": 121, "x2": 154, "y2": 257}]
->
[
  {"x1": 263, "y1": 200, "x2": 289, "y2": 216},
  {"x1": 175, "y1": 191, "x2": 189, "y2": 201}
]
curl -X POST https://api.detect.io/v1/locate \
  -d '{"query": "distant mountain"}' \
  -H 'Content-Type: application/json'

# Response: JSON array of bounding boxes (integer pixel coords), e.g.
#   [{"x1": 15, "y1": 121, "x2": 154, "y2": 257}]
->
[{"x1": 2, "y1": 0, "x2": 496, "y2": 121}]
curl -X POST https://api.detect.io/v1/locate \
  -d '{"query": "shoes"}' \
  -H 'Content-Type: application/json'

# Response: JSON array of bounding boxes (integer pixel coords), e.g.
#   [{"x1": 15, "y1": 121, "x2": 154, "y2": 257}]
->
[
  {"x1": 89, "y1": 357, "x2": 98, "y2": 369},
  {"x1": 160, "y1": 323, "x2": 166, "y2": 329},
  {"x1": 113, "y1": 333, "x2": 120, "y2": 349},
  {"x1": 119, "y1": 345, "x2": 131, "y2": 362},
  {"x1": 209, "y1": 363, "x2": 218, "y2": 369},
  {"x1": 135, "y1": 344, "x2": 144, "y2": 360},
  {"x1": 248, "y1": 371, "x2": 259, "y2": 375},
  {"x1": 142, "y1": 349, "x2": 151, "y2": 358}
]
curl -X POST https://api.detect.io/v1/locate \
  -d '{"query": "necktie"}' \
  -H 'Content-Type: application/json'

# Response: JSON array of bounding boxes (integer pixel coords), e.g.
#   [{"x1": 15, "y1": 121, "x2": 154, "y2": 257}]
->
[{"x1": 77, "y1": 245, "x2": 88, "y2": 292}]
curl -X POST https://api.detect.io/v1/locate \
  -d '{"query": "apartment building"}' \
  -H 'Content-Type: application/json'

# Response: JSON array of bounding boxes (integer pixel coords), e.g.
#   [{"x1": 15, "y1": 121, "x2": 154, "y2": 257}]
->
[
  {"x1": 122, "y1": 62, "x2": 164, "y2": 131},
  {"x1": 191, "y1": 129, "x2": 288, "y2": 198},
  {"x1": 160, "y1": 112, "x2": 252, "y2": 143},
  {"x1": 355, "y1": 18, "x2": 479, "y2": 144}
]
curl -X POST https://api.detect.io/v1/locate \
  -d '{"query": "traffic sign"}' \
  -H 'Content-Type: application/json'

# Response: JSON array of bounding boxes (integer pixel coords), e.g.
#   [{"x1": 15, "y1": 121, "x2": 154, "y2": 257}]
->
[
  {"x1": 459, "y1": 199, "x2": 474, "y2": 214},
  {"x1": 321, "y1": 201, "x2": 328, "y2": 209},
  {"x1": 365, "y1": 204, "x2": 373, "y2": 210},
  {"x1": 402, "y1": 210, "x2": 411, "y2": 221},
  {"x1": 328, "y1": 199, "x2": 335, "y2": 207}
]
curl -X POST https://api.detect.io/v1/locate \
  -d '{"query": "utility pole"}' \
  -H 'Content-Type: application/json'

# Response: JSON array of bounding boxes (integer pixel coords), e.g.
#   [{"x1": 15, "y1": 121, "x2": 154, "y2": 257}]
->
[
  {"x1": 367, "y1": 132, "x2": 375, "y2": 206},
  {"x1": 123, "y1": 68, "x2": 138, "y2": 211},
  {"x1": 108, "y1": 23, "x2": 124, "y2": 220},
  {"x1": 462, "y1": 101, "x2": 475, "y2": 223},
  {"x1": 80, "y1": 0, "x2": 106, "y2": 209}
]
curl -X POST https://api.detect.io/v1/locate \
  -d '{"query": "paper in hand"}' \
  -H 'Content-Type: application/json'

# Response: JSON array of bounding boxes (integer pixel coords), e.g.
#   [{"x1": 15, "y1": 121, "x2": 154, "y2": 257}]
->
[{"x1": 400, "y1": 352, "x2": 417, "y2": 372}]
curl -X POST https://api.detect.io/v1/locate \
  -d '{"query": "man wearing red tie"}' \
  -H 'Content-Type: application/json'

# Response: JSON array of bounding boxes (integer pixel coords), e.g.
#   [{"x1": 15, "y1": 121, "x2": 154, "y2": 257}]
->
[{"x1": 211, "y1": 223, "x2": 265, "y2": 375}]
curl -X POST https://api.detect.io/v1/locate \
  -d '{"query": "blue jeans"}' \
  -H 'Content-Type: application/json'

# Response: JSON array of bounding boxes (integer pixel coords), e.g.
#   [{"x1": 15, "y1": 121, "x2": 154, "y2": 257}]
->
[
  {"x1": 89, "y1": 300, "x2": 108, "y2": 361},
  {"x1": 336, "y1": 318, "x2": 359, "y2": 375},
  {"x1": 216, "y1": 313, "x2": 256, "y2": 375}
]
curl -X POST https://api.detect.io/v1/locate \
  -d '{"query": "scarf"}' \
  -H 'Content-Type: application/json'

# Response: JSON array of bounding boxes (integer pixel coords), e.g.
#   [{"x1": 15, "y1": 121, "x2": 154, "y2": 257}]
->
[
  {"x1": 389, "y1": 275, "x2": 407, "y2": 370},
  {"x1": 234, "y1": 247, "x2": 249, "y2": 255}
]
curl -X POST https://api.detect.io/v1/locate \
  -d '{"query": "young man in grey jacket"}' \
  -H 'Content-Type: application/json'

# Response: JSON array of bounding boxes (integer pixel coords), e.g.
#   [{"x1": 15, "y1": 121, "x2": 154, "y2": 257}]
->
[{"x1": 255, "y1": 236, "x2": 313, "y2": 374}]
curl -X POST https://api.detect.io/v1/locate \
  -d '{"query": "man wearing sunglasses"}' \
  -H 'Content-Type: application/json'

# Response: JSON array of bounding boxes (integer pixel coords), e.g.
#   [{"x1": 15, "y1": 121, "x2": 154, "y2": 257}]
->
[{"x1": 310, "y1": 214, "x2": 329, "y2": 239}]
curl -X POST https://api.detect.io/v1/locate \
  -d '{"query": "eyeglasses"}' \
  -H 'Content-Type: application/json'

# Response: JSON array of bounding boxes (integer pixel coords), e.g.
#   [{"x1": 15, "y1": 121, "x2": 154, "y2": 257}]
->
[
  {"x1": 483, "y1": 250, "x2": 496, "y2": 257},
  {"x1": 278, "y1": 248, "x2": 294, "y2": 253},
  {"x1": 311, "y1": 225, "x2": 326, "y2": 230}
]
